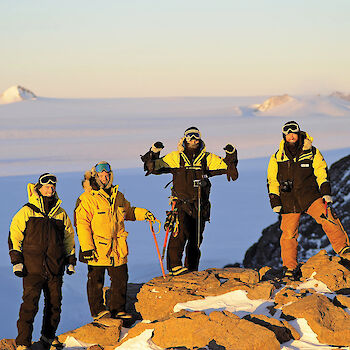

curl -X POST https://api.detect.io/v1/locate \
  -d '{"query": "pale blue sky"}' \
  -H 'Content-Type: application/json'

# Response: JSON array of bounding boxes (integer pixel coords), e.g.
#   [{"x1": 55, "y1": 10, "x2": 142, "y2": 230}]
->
[{"x1": 1, "y1": 0, "x2": 349, "y2": 98}]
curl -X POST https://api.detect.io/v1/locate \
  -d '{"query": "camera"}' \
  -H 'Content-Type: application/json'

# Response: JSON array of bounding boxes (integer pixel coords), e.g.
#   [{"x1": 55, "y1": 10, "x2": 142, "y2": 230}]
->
[{"x1": 280, "y1": 180, "x2": 293, "y2": 192}]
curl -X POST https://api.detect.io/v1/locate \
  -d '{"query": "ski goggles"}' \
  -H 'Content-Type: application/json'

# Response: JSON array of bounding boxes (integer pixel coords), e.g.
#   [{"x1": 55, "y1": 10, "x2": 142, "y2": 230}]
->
[
  {"x1": 39, "y1": 174, "x2": 57, "y2": 185},
  {"x1": 95, "y1": 163, "x2": 111, "y2": 173},
  {"x1": 282, "y1": 122, "x2": 300, "y2": 135},
  {"x1": 184, "y1": 131, "x2": 201, "y2": 142}
]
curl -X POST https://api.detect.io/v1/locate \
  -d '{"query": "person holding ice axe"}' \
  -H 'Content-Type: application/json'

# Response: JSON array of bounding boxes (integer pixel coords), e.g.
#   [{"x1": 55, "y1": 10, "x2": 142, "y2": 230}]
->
[
  {"x1": 141, "y1": 127, "x2": 238, "y2": 276},
  {"x1": 75, "y1": 161, "x2": 158, "y2": 321}
]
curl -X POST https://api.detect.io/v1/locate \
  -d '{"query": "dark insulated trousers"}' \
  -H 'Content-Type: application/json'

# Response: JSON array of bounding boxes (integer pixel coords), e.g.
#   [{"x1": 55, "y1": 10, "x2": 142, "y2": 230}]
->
[
  {"x1": 167, "y1": 209, "x2": 205, "y2": 272},
  {"x1": 16, "y1": 274, "x2": 63, "y2": 347},
  {"x1": 87, "y1": 264, "x2": 128, "y2": 317}
]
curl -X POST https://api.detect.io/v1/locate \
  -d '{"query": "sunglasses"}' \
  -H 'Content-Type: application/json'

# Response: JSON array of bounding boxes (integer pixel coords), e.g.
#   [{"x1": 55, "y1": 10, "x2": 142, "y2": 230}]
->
[
  {"x1": 95, "y1": 163, "x2": 111, "y2": 173},
  {"x1": 282, "y1": 123, "x2": 300, "y2": 135},
  {"x1": 185, "y1": 132, "x2": 201, "y2": 142},
  {"x1": 39, "y1": 174, "x2": 57, "y2": 185}
]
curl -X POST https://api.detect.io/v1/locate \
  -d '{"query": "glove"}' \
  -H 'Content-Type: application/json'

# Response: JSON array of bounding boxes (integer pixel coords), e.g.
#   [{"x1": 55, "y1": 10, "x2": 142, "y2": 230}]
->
[
  {"x1": 223, "y1": 144, "x2": 236, "y2": 154},
  {"x1": 82, "y1": 250, "x2": 96, "y2": 262},
  {"x1": 66, "y1": 264, "x2": 75, "y2": 275},
  {"x1": 273, "y1": 206, "x2": 282, "y2": 213},
  {"x1": 151, "y1": 142, "x2": 164, "y2": 153},
  {"x1": 13, "y1": 263, "x2": 26, "y2": 278},
  {"x1": 323, "y1": 195, "x2": 333, "y2": 204},
  {"x1": 145, "y1": 210, "x2": 156, "y2": 223}
]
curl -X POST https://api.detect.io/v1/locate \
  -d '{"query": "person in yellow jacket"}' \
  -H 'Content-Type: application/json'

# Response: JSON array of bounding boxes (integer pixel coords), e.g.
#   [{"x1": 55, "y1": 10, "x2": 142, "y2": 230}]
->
[
  {"x1": 141, "y1": 126, "x2": 238, "y2": 276},
  {"x1": 75, "y1": 161, "x2": 157, "y2": 321},
  {"x1": 9, "y1": 173, "x2": 76, "y2": 350},
  {"x1": 267, "y1": 121, "x2": 350, "y2": 279}
]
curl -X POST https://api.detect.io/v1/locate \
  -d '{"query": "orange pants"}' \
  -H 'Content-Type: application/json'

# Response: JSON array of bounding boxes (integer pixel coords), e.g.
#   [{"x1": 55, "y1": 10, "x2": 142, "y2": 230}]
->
[{"x1": 280, "y1": 198, "x2": 349, "y2": 270}]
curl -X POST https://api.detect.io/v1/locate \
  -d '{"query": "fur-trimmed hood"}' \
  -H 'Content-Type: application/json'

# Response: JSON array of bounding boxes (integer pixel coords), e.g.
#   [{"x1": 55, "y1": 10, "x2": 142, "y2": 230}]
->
[{"x1": 82, "y1": 166, "x2": 114, "y2": 192}]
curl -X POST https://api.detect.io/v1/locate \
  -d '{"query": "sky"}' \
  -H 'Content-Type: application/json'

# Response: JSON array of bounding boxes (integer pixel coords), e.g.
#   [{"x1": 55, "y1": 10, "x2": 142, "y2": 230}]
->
[{"x1": 1, "y1": 0, "x2": 350, "y2": 98}]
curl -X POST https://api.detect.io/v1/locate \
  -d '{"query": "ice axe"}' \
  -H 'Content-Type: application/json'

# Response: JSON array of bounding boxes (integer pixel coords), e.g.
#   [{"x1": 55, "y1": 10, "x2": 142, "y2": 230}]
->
[
  {"x1": 148, "y1": 219, "x2": 166, "y2": 278},
  {"x1": 161, "y1": 200, "x2": 177, "y2": 261}
]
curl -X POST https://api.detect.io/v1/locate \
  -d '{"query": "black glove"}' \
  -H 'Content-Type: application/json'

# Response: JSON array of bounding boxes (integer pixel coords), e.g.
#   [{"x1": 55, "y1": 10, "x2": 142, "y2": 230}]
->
[
  {"x1": 151, "y1": 142, "x2": 164, "y2": 153},
  {"x1": 13, "y1": 263, "x2": 27, "y2": 278},
  {"x1": 223, "y1": 144, "x2": 235, "y2": 154},
  {"x1": 82, "y1": 250, "x2": 96, "y2": 262}
]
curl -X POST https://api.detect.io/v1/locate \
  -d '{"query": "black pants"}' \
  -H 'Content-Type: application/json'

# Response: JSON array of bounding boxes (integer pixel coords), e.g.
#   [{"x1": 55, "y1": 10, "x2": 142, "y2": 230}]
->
[
  {"x1": 87, "y1": 264, "x2": 128, "y2": 317},
  {"x1": 167, "y1": 209, "x2": 205, "y2": 271},
  {"x1": 16, "y1": 274, "x2": 63, "y2": 347}
]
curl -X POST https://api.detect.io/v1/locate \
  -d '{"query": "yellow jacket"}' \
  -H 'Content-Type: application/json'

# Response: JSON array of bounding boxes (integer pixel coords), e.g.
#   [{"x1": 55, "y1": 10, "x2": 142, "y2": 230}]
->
[{"x1": 75, "y1": 185, "x2": 148, "y2": 267}]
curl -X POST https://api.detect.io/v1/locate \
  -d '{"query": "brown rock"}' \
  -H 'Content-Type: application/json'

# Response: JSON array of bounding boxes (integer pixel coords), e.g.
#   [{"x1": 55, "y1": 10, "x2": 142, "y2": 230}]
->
[
  {"x1": 0, "y1": 339, "x2": 16, "y2": 350},
  {"x1": 58, "y1": 318, "x2": 122, "y2": 347},
  {"x1": 243, "y1": 314, "x2": 300, "y2": 343},
  {"x1": 274, "y1": 286, "x2": 311, "y2": 307},
  {"x1": 208, "y1": 267, "x2": 260, "y2": 284},
  {"x1": 247, "y1": 281, "x2": 276, "y2": 300},
  {"x1": 135, "y1": 268, "x2": 268, "y2": 321},
  {"x1": 301, "y1": 250, "x2": 350, "y2": 292},
  {"x1": 151, "y1": 310, "x2": 280, "y2": 350},
  {"x1": 282, "y1": 293, "x2": 350, "y2": 346}
]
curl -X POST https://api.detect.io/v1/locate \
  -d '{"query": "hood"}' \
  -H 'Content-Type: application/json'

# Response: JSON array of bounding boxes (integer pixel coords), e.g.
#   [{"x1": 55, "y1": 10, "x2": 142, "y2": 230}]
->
[
  {"x1": 27, "y1": 183, "x2": 61, "y2": 216},
  {"x1": 278, "y1": 131, "x2": 313, "y2": 152},
  {"x1": 82, "y1": 168, "x2": 114, "y2": 192}
]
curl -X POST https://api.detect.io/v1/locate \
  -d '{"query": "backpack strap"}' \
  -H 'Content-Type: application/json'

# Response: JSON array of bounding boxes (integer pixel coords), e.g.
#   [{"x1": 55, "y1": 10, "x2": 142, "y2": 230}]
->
[{"x1": 23, "y1": 203, "x2": 47, "y2": 217}]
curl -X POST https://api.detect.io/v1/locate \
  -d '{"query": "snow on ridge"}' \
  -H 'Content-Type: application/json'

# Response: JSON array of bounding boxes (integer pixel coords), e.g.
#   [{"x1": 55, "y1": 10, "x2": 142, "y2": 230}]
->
[
  {"x1": 253, "y1": 94, "x2": 295, "y2": 112},
  {"x1": 0, "y1": 85, "x2": 36, "y2": 104},
  {"x1": 252, "y1": 93, "x2": 350, "y2": 117},
  {"x1": 330, "y1": 91, "x2": 350, "y2": 102}
]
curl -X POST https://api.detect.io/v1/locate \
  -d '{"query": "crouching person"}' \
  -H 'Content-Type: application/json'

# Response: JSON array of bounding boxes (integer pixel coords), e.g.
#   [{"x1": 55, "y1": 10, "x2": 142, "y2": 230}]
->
[
  {"x1": 75, "y1": 161, "x2": 157, "y2": 322},
  {"x1": 9, "y1": 173, "x2": 76, "y2": 350}
]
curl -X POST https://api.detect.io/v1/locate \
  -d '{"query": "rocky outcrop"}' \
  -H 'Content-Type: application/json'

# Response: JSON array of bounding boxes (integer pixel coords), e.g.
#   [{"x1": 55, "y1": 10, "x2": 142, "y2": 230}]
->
[
  {"x1": 282, "y1": 294, "x2": 350, "y2": 346},
  {"x1": 135, "y1": 268, "x2": 275, "y2": 321},
  {"x1": 244, "y1": 154, "x2": 350, "y2": 268},
  {"x1": 300, "y1": 250, "x2": 350, "y2": 292},
  {"x1": 119, "y1": 310, "x2": 281, "y2": 350},
  {"x1": 58, "y1": 318, "x2": 122, "y2": 347}
]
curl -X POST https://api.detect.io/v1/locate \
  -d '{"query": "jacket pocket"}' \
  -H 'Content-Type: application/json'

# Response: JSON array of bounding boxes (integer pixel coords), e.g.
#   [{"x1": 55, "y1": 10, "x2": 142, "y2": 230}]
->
[{"x1": 116, "y1": 231, "x2": 129, "y2": 259}]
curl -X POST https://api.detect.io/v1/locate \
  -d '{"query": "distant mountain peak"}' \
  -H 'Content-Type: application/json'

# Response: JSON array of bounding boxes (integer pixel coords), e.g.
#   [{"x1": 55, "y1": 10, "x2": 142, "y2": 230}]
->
[
  {"x1": 330, "y1": 91, "x2": 350, "y2": 102},
  {"x1": 0, "y1": 85, "x2": 36, "y2": 104},
  {"x1": 253, "y1": 94, "x2": 295, "y2": 112}
]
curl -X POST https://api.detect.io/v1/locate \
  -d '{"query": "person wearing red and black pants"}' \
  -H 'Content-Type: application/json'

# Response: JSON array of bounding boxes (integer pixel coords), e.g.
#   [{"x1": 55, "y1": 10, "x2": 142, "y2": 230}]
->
[{"x1": 9, "y1": 174, "x2": 75, "y2": 350}]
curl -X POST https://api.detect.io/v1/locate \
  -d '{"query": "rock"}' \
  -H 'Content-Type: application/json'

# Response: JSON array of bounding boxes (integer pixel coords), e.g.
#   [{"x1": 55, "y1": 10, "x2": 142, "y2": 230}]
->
[
  {"x1": 243, "y1": 314, "x2": 300, "y2": 343},
  {"x1": 135, "y1": 268, "x2": 265, "y2": 321},
  {"x1": 246, "y1": 281, "x2": 275, "y2": 300},
  {"x1": 282, "y1": 294, "x2": 350, "y2": 346},
  {"x1": 121, "y1": 310, "x2": 280, "y2": 350},
  {"x1": 0, "y1": 339, "x2": 16, "y2": 350},
  {"x1": 58, "y1": 318, "x2": 122, "y2": 347},
  {"x1": 207, "y1": 267, "x2": 260, "y2": 284},
  {"x1": 300, "y1": 250, "x2": 350, "y2": 292},
  {"x1": 274, "y1": 286, "x2": 311, "y2": 307}
]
